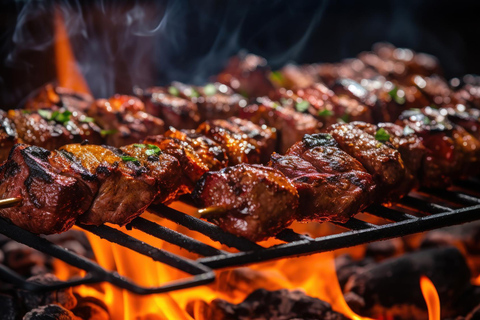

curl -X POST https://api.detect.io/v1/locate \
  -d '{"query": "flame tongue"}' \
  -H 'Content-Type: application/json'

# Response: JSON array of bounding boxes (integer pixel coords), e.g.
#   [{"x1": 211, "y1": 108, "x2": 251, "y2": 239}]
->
[
  {"x1": 420, "y1": 275, "x2": 440, "y2": 320},
  {"x1": 54, "y1": 8, "x2": 90, "y2": 94}
]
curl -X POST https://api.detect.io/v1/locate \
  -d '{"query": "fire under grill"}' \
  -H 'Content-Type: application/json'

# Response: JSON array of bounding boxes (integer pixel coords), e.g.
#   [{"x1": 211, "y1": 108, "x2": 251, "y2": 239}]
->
[{"x1": 1, "y1": 178, "x2": 480, "y2": 295}]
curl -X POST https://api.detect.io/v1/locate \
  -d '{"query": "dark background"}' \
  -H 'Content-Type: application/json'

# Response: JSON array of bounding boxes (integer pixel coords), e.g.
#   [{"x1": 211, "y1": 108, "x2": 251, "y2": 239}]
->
[{"x1": 1, "y1": 0, "x2": 480, "y2": 109}]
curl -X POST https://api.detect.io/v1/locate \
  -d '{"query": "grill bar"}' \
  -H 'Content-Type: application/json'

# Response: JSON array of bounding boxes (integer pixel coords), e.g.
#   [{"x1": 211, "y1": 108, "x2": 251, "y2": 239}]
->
[{"x1": 2, "y1": 182, "x2": 480, "y2": 294}]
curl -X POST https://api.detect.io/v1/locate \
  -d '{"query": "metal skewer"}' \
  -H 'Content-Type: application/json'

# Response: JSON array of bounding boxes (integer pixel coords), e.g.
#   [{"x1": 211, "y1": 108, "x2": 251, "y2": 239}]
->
[
  {"x1": 0, "y1": 197, "x2": 23, "y2": 209},
  {"x1": 197, "y1": 206, "x2": 227, "y2": 217}
]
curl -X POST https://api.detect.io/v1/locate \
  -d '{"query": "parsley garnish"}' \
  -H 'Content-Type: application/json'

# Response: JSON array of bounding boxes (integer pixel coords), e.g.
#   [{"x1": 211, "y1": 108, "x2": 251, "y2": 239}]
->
[
  {"x1": 80, "y1": 116, "x2": 95, "y2": 123},
  {"x1": 318, "y1": 109, "x2": 334, "y2": 117},
  {"x1": 388, "y1": 86, "x2": 406, "y2": 105},
  {"x1": 168, "y1": 86, "x2": 180, "y2": 96},
  {"x1": 121, "y1": 156, "x2": 138, "y2": 162},
  {"x1": 38, "y1": 109, "x2": 72, "y2": 124},
  {"x1": 38, "y1": 109, "x2": 52, "y2": 119},
  {"x1": 295, "y1": 100, "x2": 310, "y2": 112},
  {"x1": 338, "y1": 114, "x2": 350, "y2": 123},
  {"x1": 100, "y1": 129, "x2": 118, "y2": 136},
  {"x1": 269, "y1": 71, "x2": 285, "y2": 86},
  {"x1": 133, "y1": 144, "x2": 146, "y2": 148},
  {"x1": 146, "y1": 144, "x2": 161, "y2": 155},
  {"x1": 204, "y1": 84, "x2": 217, "y2": 96},
  {"x1": 375, "y1": 128, "x2": 390, "y2": 142},
  {"x1": 188, "y1": 88, "x2": 200, "y2": 98}
]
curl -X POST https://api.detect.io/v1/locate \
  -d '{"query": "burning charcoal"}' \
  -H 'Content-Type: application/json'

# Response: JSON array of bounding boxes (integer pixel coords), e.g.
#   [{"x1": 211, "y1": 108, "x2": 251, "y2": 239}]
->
[
  {"x1": 16, "y1": 274, "x2": 77, "y2": 312},
  {"x1": 23, "y1": 304, "x2": 81, "y2": 320},
  {"x1": 364, "y1": 238, "x2": 405, "y2": 261},
  {"x1": 344, "y1": 247, "x2": 472, "y2": 320},
  {"x1": 0, "y1": 293, "x2": 19, "y2": 320},
  {"x1": 335, "y1": 255, "x2": 374, "y2": 290},
  {"x1": 71, "y1": 295, "x2": 110, "y2": 320},
  {"x1": 2, "y1": 241, "x2": 51, "y2": 277},
  {"x1": 45, "y1": 230, "x2": 94, "y2": 259},
  {"x1": 187, "y1": 288, "x2": 350, "y2": 320}
]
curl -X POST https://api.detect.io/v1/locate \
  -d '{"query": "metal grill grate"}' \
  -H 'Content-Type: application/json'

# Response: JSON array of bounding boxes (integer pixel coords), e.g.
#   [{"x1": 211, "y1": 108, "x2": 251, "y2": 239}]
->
[{"x1": 2, "y1": 179, "x2": 480, "y2": 294}]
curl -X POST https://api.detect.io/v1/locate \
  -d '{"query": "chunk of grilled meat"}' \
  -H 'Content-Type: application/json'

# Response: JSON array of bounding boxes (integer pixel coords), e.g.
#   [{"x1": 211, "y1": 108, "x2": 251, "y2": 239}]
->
[
  {"x1": 172, "y1": 82, "x2": 248, "y2": 122},
  {"x1": 59, "y1": 144, "x2": 158, "y2": 226},
  {"x1": 143, "y1": 135, "x2": 214, "y2": 194},
  {"x1": 0, "y1": 110, "x2": 18, "y2": 162},
  {"x1": 0, "y1": 145, "x2": 93, "y2": 234},
  {"x1": 119, "y1": 144, "x2": 184, "y2": 204},
  {"x1": 192, "y1": 164, "x2": 298, "y2": 242},
  {"x1": 216, "y1": 53, "x2": 277, "y2": 99},
  {"x1": 89, "y1": 95, "x2": 165, "y2": 147},
  {"x1": 196, "y1": 120, "x2": 261, "y2": 165},
  {"x1": 327, "y1": 122, "x2": 406, "y2": 203},
  {"x1": 270, "y1": 133, "x2": 376, "y2": 222},
  {"x1": 240, "y1": 98, "x2": 321, "y2": 153},
  {"x1": 164, "y1": 127, "x2": 228, "y2": 171},
  {"x1": 139, "y1": 87, "x2": 201, "y2": 129}
]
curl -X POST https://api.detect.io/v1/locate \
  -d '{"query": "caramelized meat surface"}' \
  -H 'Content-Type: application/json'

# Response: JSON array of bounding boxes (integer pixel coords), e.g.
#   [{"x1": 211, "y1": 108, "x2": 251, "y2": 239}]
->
[
  {"x1": 270, "y1": 134, "x2": 376, "y2": 222},
  {"x1": 24, "y1": 84, "x2": 94, "y2": 114},
  {"x1": 327, "y1": 122, "x2": 406, "y2": 203},
  {"x1": 90, "y1": 95, "x2": 164, "y2": 147},
  {"x1": 196, "y1": 120, "x2": 261, "y2": 165},
  {"x1": 0, "y1": 145, "x2": 92, "y2": 234},
  {"x1": 60, "y1": 144, "x2": 157, "y2": 226},
  {"x1": 192, "y1": 164, "x2": 298, "y2": 242}
]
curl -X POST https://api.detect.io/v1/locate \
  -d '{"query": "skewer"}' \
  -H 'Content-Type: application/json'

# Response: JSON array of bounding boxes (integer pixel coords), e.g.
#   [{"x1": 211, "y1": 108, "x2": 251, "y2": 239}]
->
[
  {"x1": 0, "y1": 197, "x2": 23, "y2": 209},
  {"x1": 197, "y1": 206, "x2": 227, "y2": 216}
]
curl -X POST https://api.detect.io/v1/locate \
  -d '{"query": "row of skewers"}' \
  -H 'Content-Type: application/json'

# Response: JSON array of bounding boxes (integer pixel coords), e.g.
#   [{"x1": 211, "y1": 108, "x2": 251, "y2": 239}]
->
[{"x1": 1, "y1": 43, "x2": 480, "y2": 241}]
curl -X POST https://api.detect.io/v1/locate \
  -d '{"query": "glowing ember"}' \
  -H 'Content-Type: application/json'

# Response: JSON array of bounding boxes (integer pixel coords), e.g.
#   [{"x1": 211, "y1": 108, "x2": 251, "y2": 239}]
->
[{"x1": 420, "y1": 275, "x2": 440, "y2": 320}]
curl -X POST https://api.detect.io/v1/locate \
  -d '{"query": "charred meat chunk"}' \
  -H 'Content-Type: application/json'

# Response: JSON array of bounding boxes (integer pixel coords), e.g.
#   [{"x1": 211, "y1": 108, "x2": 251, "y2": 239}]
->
[
  {"x1": 59, "y1": 144, "x2": 157, "y2": 226},
  {"x1": 192, "y1": 164, "x2": 298, "y2": 242},
  {"x1": 196, "y1": 120, "x2": 261, "y2": 165},
  {"x1": 0, "y1": 145, "x2": 92, "y2": 234},
  {"x1": 139, "y1": 87, "x2": 200, "y2": 129},
  {"x1": 270, "y1": 133, "x2": 376, "y2": 222},
  {"x1": 89, "y1": 95, "x2": 165, "y2": 147},
  {"x1": 240, "y1": 98, "x2": 321, "y2": 153},
  {"x1": 327, "y1": 122, "x2": 406, "y2": 203}
]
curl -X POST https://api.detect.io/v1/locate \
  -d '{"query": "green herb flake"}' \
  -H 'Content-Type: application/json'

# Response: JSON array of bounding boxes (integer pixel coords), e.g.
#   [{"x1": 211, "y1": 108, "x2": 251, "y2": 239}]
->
[
  {"x1": 133, "y1": 144, "x2": 146, "y2": 148},
  {"x1": 121, "y1": 156, "x2": 138, "y2": 162},
  {"x1": 145, "y1": 149, "x2": 156, "y2": 156},
  {"x1": 269, "y1": 71, "x2": 285, "y2": 86},
  {"x1": 80, "y1": 116, "x2": 95, "y2": 123},
  {"x1": 338, "y1": 113, "x2": 350, "y2": 123},
  {"x1": 375, "y1": 128, "x2": 391, "y2": 142},
  {"x1": 295, "y1": 100, "x2": 310, "y2": 112},
  {"x1": 388, "y1": 86, "x2": 406, "y2": 105},
  {"x1": 318, "y1": 109, "x2": 334, "y2": 117},
  {"x1": 146, "y1": 144, "x2": 161, "y2": 155},
  {"x1": 271, "y1": 102, "x2": 280, "y2": 109},
  {"x1": 54, "y1": 110, "x2": 72, "y2": 123},
  {"x1": 38, "y1": 109, "x2": 52, "y2": 120},
  {"x1": 403, "y1": 125, "x2": 415, "y2": 136},
  {"x1": 168, "y1": 86, "x2": 180, "y2": 96},
  {"x1": 188, "y1": 88, "x2": 200, "y2": 98},
  {"x1": 100, "y1": 129, "x2": 118, "y2": 136},
  {"x1": 21, "y1": 110, "x2": 32, "y2": 114},
  {"x1": 204, "y1": 84, "x2": 217, "y2": 96}
]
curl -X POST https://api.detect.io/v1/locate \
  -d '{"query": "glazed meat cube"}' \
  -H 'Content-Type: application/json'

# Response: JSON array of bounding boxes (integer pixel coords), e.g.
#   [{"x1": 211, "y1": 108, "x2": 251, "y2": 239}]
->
[
  {"x1": 270, "y1": 133, "x2": 376, "y2": 222},
  {"x1": 192, "y1": 164, "x2": 299, "y2": 242}
]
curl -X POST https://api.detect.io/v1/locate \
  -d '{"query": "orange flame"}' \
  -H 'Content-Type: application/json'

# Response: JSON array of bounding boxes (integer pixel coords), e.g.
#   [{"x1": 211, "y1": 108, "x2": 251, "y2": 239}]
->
[
  {"x1": 54, "y1": 8, "x2": 90, "y2": 94},
  {"x1": 420, "y1": 275, "x2": 440, "y2": 320}
]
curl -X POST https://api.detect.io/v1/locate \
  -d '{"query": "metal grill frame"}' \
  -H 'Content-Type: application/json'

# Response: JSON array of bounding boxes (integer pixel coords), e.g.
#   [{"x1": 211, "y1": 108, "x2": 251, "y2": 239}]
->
[{"x1": 1, "y1": 179, "x2": 480, "y2": 294}]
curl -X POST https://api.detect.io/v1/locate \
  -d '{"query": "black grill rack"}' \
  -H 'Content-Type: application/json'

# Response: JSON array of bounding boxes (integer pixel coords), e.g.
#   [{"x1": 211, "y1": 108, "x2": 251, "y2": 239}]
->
[{"x1": 1, "y1": 179, "x2": 480, "y2": 294}]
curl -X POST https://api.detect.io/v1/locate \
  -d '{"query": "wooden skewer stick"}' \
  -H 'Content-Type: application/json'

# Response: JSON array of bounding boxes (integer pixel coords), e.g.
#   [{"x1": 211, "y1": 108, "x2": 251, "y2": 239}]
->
[
  {"x1": 0, "y1": 197, "x2": 23, "y2": 209},
  {"x1": 197, "y1": 206, "x2": 227, "y2": 216}
]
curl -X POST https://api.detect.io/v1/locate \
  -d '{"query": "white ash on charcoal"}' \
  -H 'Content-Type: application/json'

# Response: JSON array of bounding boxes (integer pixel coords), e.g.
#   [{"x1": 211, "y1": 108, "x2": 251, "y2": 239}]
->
[
  {"x1": 23, "y1": 304, "x2": 81, "y2": 320},
  {"x1": 187, "y1": 288, "x2": 350, "y2": 320},
  {"x1": 343, "y1": 247, "x2": 475, "y2": 320},
  {"x1": 15, "y1": 274, "x2": 77, "y2": 313}
]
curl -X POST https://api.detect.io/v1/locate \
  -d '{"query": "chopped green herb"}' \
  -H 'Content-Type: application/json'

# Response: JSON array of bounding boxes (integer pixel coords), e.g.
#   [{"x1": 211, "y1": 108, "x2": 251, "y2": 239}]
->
[
  {"x1": 188, "y1": 88, "x2": 200, "y2": 98},
  {"x1": 375, "y1": 128, "x2": 390, "y2": 142},
  {"x1": 146, "y1": 144, "x2": 161, "y2": 155},
  {"x1": 50, "y1": 111, "x2": 60, "y2": 120},
  {"x1": 269, "y1": 71, "x2": 285, "y2": 86},
  {"x1": 80, "y1": 116, "x2": 95, "y2": 123},
  {"x1": 318, "y1": 109, "x2": 334, "y2": 117},
  {"x1": 338, "y1": 113, "x2": 350, "y2": 123},
  {"x1": 168, "y1": 86, "x2": 180, "y2": 96},
  {"x1": 271, "y1": 102, "x2": 280, "y2": 109},
  {"x1": 295, "y1": 100, "x2": 310, "y2": 112},
  {"x1": 21, "y1": 110, "x2": 32, "y2": 114},
  {"x1": 388, "y1": 86, "x2": 406, "y2": 105},
  {"x1": 38, "y1": 109, "x2": 51, "y2": 119},
  {"x1": 145, "y1": 149, "x2": 156, "y2": 156},
  {"x1": 324, "y1": 134, "x2": 332, "y2": 140},
  {"x1": 204, "y1": 84, "x2": 217, "y2": 96},
  {"x1": 121, "y1": 156, "x2": 138, "y2": 162},
  {"x1": 54, "y1": 110, "x2": 72, "y2": 123},
  {"x1": 100, "y1": 129, "x2": 118, "y2": 136},
  {"x1": 133, "y1": 144, "x2": 146, "y2": 148},
  {"x1": 403, "y1": 125, "x2": 415, "y2": 135}
]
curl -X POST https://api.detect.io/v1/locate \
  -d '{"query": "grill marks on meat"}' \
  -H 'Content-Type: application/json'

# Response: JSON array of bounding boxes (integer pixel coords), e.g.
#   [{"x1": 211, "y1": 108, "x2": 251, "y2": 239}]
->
[
  {"x1": 270, "y1": 134, "x2": 376, "y2": 222},
  {"x1": 89, "y1": 95, "x2": 164, "y2": 147},
  {"x1": 0, "y1": 145, "x2": 91, "y2": 234},
  {"x1": 59, "y1": 144, "x2": 157, "y2": 226},
  {"x1": 192, "y1": 164, "x2": 299, "y2": 241},
  {"x1": 327, "y1": 122, "x2": 406, "y2": 203}
]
